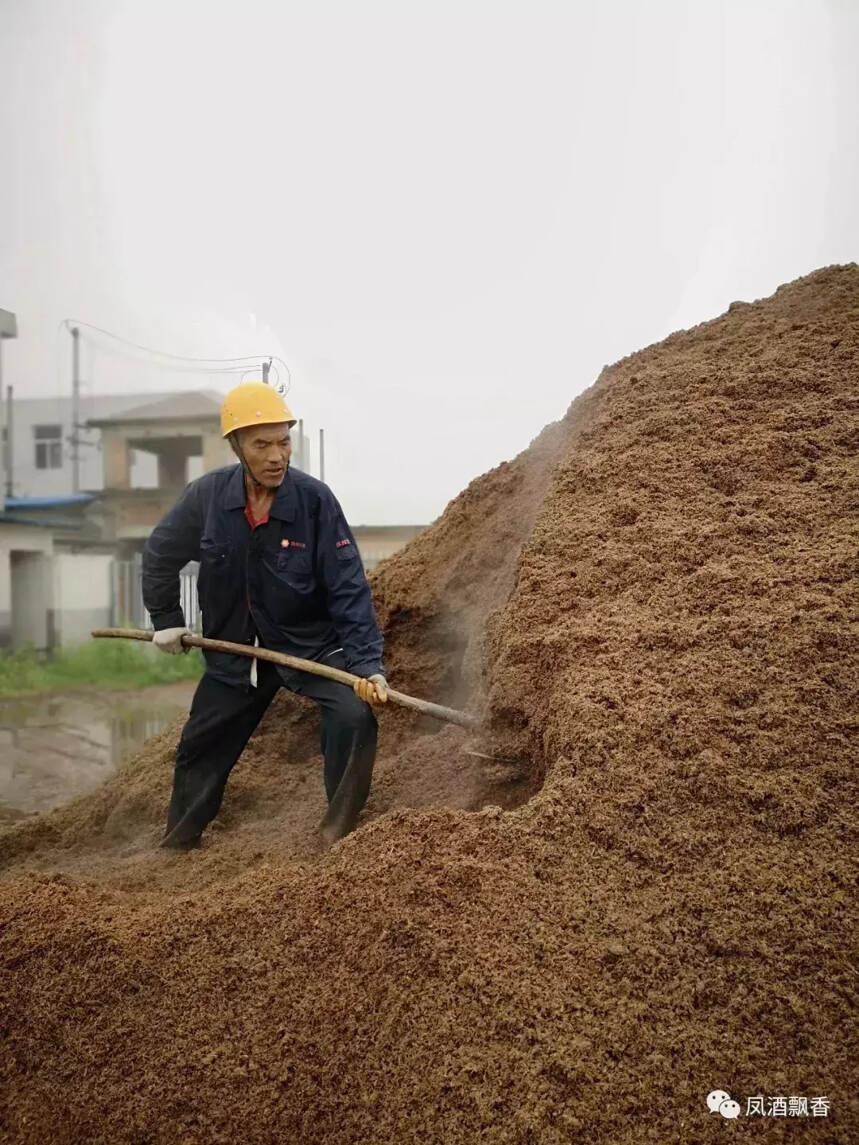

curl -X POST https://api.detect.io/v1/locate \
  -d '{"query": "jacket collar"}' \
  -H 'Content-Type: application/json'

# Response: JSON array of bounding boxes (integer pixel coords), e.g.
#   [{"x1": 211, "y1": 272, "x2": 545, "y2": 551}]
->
[{"x1": 224, "y1": 463, "x2": 297, "y2": 522}]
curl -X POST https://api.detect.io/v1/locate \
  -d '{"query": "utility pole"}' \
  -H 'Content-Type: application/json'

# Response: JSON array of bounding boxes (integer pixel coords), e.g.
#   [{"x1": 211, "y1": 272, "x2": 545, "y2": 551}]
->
[
  {"x1": 71, "y1": 325, "x2": 80, "y2": 493},
  {"x1": 319, "y1": 427, "x2": 325, "y2": 483},
  {"x1": 0, "y1": 347, "x2": 4, "y2": 498},
  {"x1": 0, "y1": 309, "x2": 18, "y2": 500},
  {"x1": 4, "y1": 386, "x2": 13, "y2": 499},
  {"x1": 262, "y1": 358, "x2": 271, "y2": 386}
]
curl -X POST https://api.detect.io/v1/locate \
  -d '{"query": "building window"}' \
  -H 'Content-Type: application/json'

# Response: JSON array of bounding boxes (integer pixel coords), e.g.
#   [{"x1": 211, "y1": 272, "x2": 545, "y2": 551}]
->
[{"x1": 34, "y1": 424, "x2": 63, "y2": 469}]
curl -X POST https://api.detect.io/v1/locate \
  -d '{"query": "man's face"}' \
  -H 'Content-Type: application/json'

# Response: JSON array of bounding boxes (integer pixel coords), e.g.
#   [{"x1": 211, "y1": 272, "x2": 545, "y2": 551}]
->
[{"x1": 239, "y1": 423, "x2": 291, "y2": 487}]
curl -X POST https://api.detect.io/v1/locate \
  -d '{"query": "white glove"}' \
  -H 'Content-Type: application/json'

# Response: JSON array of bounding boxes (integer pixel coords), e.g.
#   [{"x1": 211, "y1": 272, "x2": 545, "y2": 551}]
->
[{"x1": 152, "y1": 626, "x2": 190, "y2": 655}]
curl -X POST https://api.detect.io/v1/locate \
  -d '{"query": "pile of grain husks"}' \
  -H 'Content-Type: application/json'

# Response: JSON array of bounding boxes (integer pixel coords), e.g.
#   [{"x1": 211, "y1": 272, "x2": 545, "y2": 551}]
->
[{"x1": 1, "y1": 266, "x2": 856, "y2": 1144}]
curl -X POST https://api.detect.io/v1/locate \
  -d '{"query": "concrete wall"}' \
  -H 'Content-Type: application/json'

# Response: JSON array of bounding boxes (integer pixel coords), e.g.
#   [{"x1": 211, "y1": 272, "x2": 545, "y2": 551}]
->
[
  {"x1": 0, "y1": 525, "x2": 55, "y2": 650},
  {"x1": 53, "y1": 553, "x2": 113, "y2": 646},
  {"x1": 92, "y1": 488, "x2": 192, "y2": 544},
  {"x1": 102, "y1": 428, "x2": 132, "y2": 489},
  {"x1": 202, "y1": 431, "x2": 233, "y2": 473},
  {"x1": 102, "y1": 423, "x2": 230, "y2": 492},
  {"x1": 11, "y1": 551, "x2": 54, "y2": 649},
  {"x1": 0, "y1": 529, "x2": 115, "y2": 650}
]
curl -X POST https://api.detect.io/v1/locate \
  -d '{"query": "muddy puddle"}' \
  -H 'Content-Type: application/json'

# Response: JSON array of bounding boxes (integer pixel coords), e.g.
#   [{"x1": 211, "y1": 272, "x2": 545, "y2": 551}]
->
[{"x1": 0, "y1": 682, "x2": 196, "y2": 819}]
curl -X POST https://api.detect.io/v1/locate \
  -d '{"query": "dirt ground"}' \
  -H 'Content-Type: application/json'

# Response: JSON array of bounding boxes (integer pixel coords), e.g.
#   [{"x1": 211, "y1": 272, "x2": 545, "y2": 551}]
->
[{"x1": 1, "y1": 265, "x2": 857, "y2": 1143}]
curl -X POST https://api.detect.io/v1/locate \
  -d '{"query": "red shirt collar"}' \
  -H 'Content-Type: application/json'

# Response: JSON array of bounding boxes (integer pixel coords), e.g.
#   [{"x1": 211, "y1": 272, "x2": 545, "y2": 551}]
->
[{"x1": 244, "y1": 503, "x2": 270, "y2": 529}]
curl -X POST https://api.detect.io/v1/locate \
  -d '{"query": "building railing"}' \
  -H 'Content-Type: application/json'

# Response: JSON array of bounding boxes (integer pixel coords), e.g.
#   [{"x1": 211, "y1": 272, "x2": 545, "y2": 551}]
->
[{"x1": 110, "y1": 555, "x2": 201, "y2": 633}]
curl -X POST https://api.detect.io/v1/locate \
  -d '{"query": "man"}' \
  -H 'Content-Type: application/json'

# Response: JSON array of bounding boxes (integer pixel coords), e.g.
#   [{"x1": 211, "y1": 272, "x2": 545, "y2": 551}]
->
[{"x1": 142, "y1": 381, "x2": 388, "y2": 850}]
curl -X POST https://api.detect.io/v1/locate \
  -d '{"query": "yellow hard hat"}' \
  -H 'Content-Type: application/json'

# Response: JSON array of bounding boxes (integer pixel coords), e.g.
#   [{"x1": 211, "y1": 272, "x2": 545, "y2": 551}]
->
[{"x1": 220, "y1": 382, "x2": 297, "y2": 437}]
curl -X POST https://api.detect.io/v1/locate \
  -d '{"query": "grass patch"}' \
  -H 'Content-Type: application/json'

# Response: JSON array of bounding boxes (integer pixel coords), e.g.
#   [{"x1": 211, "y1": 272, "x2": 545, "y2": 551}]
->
[{"x1": 0, "y1": 638, "x2": 203, "y2": 698}]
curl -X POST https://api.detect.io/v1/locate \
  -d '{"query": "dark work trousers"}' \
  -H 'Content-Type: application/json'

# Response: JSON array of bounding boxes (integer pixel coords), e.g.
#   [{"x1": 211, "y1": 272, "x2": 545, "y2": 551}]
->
[{"x1": 162, "y1": 651, "x2": 378, "y2": 848}]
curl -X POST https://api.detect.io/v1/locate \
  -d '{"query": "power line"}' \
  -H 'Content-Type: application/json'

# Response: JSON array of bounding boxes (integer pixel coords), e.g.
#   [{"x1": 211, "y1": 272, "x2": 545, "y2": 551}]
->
[
  {"x1": 63, "y1": 317, "x2": 277, "y2": 364},
  {"x1": 81, "y1": 340, "x2": 266, "y2": 376},
  {"x1": 60, "y1": 318, "x2": 292, "y2": 390}
]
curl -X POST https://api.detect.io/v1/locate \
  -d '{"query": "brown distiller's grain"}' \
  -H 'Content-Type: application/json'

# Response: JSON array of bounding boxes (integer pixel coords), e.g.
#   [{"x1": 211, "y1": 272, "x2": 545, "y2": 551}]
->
[{"x1": 1, "y1": 266, "x2": 857, "y2": 1144}]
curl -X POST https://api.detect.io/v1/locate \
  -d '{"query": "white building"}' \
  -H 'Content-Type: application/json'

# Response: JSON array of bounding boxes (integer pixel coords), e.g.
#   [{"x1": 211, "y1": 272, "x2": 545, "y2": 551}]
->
[
  {"x1": 1, "y1": 389, "x2": 316, "y2": 499},
  {"x1": 0, "y1": 389, "x2": 217, "y2": 649},
  {"x1": 1, "y1": 391, "x2": 212, "y2": 498},
  {"x1": 0, "y1": 517, "x2": 114, "y2": 649}
]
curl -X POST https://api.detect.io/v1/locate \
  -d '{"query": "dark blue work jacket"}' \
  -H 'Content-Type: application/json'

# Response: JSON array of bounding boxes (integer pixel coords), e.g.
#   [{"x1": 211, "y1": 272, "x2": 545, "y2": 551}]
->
[{"x1": 142, "y1": 464, "x2": 385, "y2": 689}]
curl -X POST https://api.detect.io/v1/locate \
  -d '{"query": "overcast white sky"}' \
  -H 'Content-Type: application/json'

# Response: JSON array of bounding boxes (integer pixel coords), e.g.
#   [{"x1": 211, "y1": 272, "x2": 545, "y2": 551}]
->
[{"x1": 1, "y1": 0, "x2": 857, "y2": 523}]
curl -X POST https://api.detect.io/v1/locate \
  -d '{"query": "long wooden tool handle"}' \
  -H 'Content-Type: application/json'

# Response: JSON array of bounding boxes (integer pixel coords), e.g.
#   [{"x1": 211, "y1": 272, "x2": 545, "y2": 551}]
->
[{"x1": 91, "y1": 627, "x2": 480, "y2": 731}]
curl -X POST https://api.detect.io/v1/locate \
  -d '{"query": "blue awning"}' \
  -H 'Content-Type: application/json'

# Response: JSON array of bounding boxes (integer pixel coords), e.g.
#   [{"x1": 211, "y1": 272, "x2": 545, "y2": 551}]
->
[
  {"x1": 4, "y1": 494, "x2": 96, "y2": 508},
  {"x1": 0, "y1": 514, "x2": 82, "y2": 529}
]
